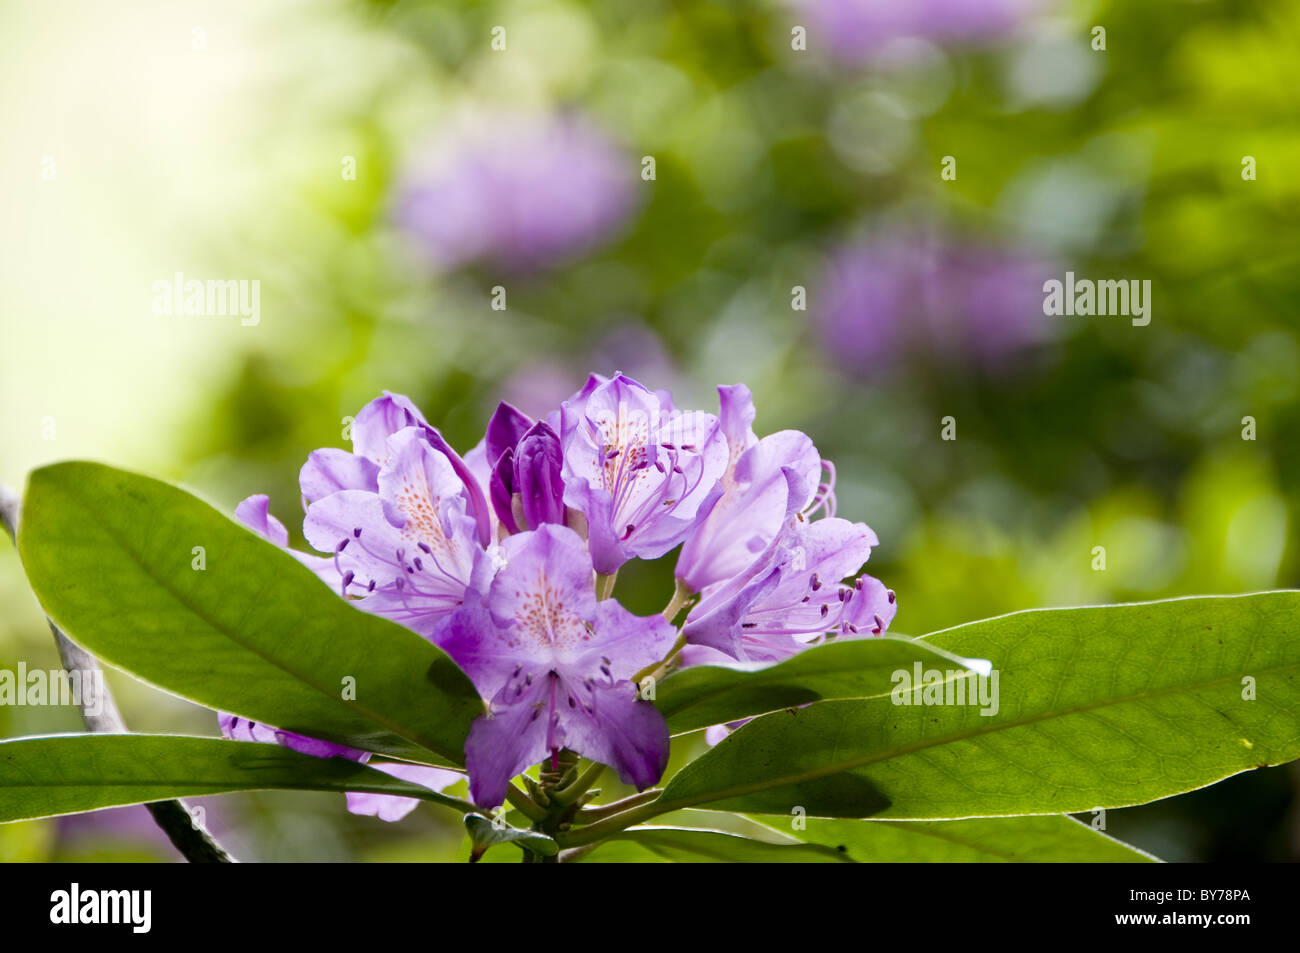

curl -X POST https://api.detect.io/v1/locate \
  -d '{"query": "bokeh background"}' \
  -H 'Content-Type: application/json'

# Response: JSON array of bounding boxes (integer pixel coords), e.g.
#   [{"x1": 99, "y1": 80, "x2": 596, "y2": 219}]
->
[{"x1": 2, "y1": 0, "x2": 1298, "y2": 861}]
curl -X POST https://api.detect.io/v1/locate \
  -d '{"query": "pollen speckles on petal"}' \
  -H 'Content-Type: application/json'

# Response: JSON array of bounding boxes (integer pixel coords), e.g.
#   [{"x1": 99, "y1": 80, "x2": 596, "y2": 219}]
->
[
  {"x1": 507, "y1": 570, "x2": 586, "y2": 651},
  {"x1": 394, "y1": 479, "x2": 452, "y2": 555}
]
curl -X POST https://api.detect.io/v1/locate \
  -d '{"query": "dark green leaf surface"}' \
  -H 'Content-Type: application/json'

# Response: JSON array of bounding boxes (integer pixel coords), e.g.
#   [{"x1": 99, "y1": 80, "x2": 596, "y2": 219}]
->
[
  {"x1": 18, "y1": 462, "x2": 483, "y2": 763},
  {"x1": 0, "y1": 734, "x2": 461, "y2": 822},
  {"x1": 657, "y1": 593, "x2": 1300, "y2": 818}
]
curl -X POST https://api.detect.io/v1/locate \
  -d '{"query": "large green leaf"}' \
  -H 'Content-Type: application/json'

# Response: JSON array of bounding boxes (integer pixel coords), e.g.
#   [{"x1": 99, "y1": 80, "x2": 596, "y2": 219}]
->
[
  {"x1": 18, "y1": 462, "x2": 483, "y2": 764},
  {"x1": 584, "y1": 826, "x2": 852, "y2": 863},
  {"x1": 0, "y1": 734, "x2": 463, "y2": 822},
  {"x1": 655, "y1": 636, "x2": 987, "y2": 734},
  {"x1": 655, "y1": 593, "x2": 1300, "y2": 819},
  {"x1": 754, "y1": 814, "x2": 1158, "y2": 862}
]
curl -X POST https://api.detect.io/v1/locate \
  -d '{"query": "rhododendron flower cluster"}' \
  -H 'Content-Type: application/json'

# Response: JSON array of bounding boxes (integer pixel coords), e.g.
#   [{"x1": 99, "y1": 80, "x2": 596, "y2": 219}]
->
[{"x1": 225, "y1": 374, "x2": 895, "y2": 813}]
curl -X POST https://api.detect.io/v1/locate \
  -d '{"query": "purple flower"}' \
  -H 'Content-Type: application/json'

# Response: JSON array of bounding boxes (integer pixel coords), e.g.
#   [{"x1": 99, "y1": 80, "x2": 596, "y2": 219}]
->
[
  {"x1": 434, "y1": 524, "x2": 675, "y2": 807},
  {"x1": 483, "y1": 402, "x2": 567, "y2": 535},
  {"x1": 795, "y1": 0, "x2": 1042, "y2": 65},
  {"x1": 816, "y1": 228, "x2": 1053, "y2": 374},
  {"x1": 676, "y1": 384, "x2": 829, "y2": 592},
  {"x1": 230, "y1": 377, "x2": 896, "y2": 815},
  {"x1": 298, "y1": 427, "x2": 488, "y2": 639},
  {"x1": 272, "y1": 391, "x2": 495, "y2": 640},
  {"x1": 303, "y1": 391, "x2": 492, "y2": 546},
  {"x1": 219, "y1": 714, "x2": 461, "y2": 823},
  {"x1": 394, "y1": 112, "x2": 637, "y2": 272},
  {"x1": 682, "y1": 515, "x2": 894, "y2": 663},
  {"x1": 560, "y1": 373, "x2": 729, "y2": 574}
]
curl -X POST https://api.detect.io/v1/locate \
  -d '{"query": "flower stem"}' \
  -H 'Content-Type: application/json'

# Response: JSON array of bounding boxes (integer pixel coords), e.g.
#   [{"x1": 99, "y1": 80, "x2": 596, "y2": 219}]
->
[
  {"x1": 552, "y1": 760, "x2": 605, "y2": 805},
  {"x1": 553, "y1": 800, "x2": 668, "y2": 849},
  {"x1": 575, "y1": 788, "x2": 661, "y2": 823},
  {"x1": 595, "y1": 571, "x2": 618, "y2": 600},
  {"x1": 662, "y1": 577, "x2": 694, "y2": 622},
  {"x1": 506, "y1": 782, "x2": 549, "y2": 822},
  {"x1": 632, "y1": 633, "x2": 687, "y2": 686}
]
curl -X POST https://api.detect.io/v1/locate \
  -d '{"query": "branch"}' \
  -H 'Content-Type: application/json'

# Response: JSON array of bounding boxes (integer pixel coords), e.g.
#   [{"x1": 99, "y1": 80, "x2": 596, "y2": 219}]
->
[{"x1": 1, "y1": 482, "x2": 236, "y2": 863}]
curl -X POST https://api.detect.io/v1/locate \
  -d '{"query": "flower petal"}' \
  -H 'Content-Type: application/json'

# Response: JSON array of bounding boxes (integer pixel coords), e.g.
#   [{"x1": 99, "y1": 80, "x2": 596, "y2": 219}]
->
[
  {"x1": 300, "y1": 448, "x2": 380, "y2": 503},
  {"x1": 345, "y1": 762, "x2": 463, "y2": 823},
  {"x1": 465, "y1": 677, "x2": 554, "y2": 807}
]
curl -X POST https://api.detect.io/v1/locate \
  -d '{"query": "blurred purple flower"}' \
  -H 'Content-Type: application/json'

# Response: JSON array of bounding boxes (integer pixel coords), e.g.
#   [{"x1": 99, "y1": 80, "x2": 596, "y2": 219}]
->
[
  {"x1": 816, "y1": 228, "x2": 1054, "y2": 374},
  {"x1": 394, "y1": 112, "x2": 638, "y2": 272},
  {"x1": 795, "y1": 0, "x2": 1041, "y2": 64}
]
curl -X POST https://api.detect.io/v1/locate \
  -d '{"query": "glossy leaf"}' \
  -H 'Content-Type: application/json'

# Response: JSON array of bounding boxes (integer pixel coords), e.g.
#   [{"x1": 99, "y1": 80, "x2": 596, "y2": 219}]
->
[
  {"x1": 0, "y1": 734, "x2": 462, "y2": 822},
  {"x1": 656, "y1": 593, "x2": 1300, "y2": 819},
  {"x1": 17, "y1": 462, "x2": 483, "y2": 764}
]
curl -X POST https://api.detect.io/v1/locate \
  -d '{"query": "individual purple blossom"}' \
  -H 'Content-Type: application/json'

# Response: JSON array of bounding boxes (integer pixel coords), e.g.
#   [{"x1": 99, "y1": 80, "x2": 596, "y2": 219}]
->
[
  {"x1": 675, "y1": 384, "x2": 830, "y2": 592},
  {"x1": 670, "y1": 386, "x2": 895, "y2": 663},
  {"x1": 302, "y1": 391, "x2": 492, "y2": 547},
  {"x1": 218, "y1": 714, "x2": 461, "y2": 823},
  {"x1": 682, "y1": 515, "x2": 894, "y2": 663},
  {"x1": 393, "y1": 112, "x2": 638, "y2": 272},
  {"x1": 270, "y1": 390, "x2": 503, "y2": 640},
  {"x1": 816, "y1": 228, "x2": 1054, "y2": 374},
  {"x1": 433, "y1": 524, "x2": 676, "y2": 807},
  {"x1": 560, "y1": 373, "x2": 729, "y2": 574}
]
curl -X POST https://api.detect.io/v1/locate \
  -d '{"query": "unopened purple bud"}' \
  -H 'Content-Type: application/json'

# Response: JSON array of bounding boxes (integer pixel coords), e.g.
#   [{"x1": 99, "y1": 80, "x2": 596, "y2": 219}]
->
[
  {"x1": 515, "y1": 422, "x2": 565, "y2": 529},
  {"x1": 486, "y1": 402, "x2": 533, "y2": 468},
  {"x1": 489, "y1": 447, "x2": 520, "y2": 534}
]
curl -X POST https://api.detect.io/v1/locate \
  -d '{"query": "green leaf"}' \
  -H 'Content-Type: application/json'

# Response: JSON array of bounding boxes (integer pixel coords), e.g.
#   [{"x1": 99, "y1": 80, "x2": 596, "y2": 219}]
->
[
  {"x1": 584, "y1": 826, "x2": 851, "y2": 863},
  {"x1": 655, "y1": 593, "x2": 1300, "y2": 819},
  {"x1": 463, "y1": 813, "x2": 559, "y2": 861},
  {"x1": 17, "y1": 462, "x2": 483, "y2": 764},
  {"x1": 755, "y1": 814, "x2": 1159, "y2": 862},
  {"x1": 0, "y1": 734, "x2": 464, "y2": 822},
  {"x1": 655, "y1": 636, "x2": 987, "y2": 734}
]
